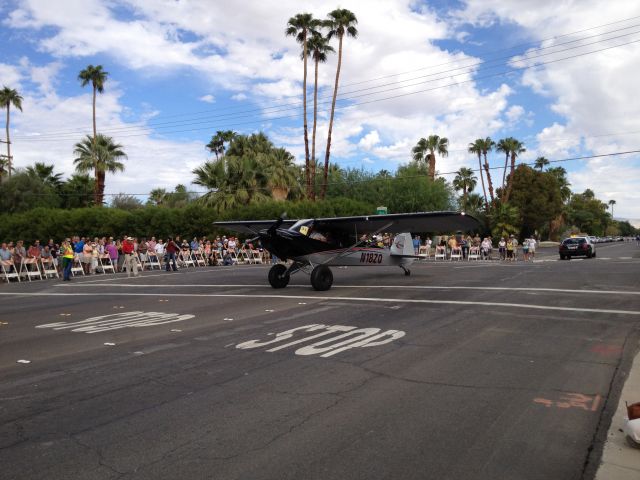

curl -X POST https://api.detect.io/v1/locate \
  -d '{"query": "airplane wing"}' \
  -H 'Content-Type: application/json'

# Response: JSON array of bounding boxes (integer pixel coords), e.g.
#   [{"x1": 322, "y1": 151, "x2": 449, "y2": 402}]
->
[
  {"x1": 213, "y1": 219, "x2": 297, "y2": 235},
  {"x1": 314, "y1": 211, "x2": 480, "y2": 234},
  {"x1": 215, "y1": 211, "x2": 480, "y2": 235}
]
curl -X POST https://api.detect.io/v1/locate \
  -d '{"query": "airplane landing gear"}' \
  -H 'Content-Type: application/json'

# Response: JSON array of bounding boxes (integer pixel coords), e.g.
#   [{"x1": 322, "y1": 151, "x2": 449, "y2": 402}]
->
[
  {"x1": 401, "y1": 266, "x2": 411, "y2": 276},
  {"x1": 310, "y1": 265, "x2": 333, "y2": 291},
  {"x1": 268, "y1": 264, "x2": 290, "y2": 289}
]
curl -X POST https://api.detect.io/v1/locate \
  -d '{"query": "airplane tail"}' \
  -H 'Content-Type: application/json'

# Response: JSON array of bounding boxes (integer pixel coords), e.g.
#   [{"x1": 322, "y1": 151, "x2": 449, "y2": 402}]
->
[{"x1": 390, "y1": 233, "x2": 416, "y2": 257}]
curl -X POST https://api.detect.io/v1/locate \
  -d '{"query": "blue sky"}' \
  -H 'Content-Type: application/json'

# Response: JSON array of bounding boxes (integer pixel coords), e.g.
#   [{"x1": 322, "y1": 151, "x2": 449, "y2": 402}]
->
[{"x1": 1, "y1": 0, "x2": 639, "y2": 220}]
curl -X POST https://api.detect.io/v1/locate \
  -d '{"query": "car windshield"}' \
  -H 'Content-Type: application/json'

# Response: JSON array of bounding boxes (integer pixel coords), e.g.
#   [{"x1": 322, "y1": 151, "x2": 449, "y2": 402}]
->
[{"x1": 563, "y1": 238, "x2": 585, "y2": 245}]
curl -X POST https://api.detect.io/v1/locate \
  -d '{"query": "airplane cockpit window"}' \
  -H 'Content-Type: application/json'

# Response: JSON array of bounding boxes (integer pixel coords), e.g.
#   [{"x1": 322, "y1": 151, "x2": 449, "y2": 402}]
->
[{"x1": 289, "y1": 219, "x2": 314, "y2": 235}]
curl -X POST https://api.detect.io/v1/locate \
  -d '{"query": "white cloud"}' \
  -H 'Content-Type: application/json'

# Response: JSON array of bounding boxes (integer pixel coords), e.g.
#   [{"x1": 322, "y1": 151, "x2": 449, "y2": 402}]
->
[
  {"x1": 198, "y1": 94, "x2": 215, "y2": 103},
  {"x1": 358, "y1": 130, "x2": 381, "y2": 150},
  {"x1": 231, "y1": 93, "x2": 247, "y2": 101},
  {"x1": 505, "y1": 105, "x2": 524, "y2": 123}
]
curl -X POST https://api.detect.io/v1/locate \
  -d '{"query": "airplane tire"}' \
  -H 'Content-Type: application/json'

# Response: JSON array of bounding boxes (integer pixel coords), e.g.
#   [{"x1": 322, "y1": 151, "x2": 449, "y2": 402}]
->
[
  {"x1": 268, "y1": 264, "x2": 290, "y2": 289},
  {"x1": 404, "y1": 269, "x2": 411, "y2": 276},
  {"x1": 310, "y1": 265, "x2": 333, "y2": 291}
]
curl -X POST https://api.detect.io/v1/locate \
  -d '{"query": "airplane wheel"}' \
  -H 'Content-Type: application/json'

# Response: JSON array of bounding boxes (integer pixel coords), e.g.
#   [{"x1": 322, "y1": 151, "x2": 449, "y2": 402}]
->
[
  {"x1": 404, "y1": 269, "x2": 411, "y2": 276},
  {"x1": 310, "y1": 265, "x2": 333, "y2": 291},
  {"x1": 268, "y1": 264, "x2": 290, "y2": 289}
]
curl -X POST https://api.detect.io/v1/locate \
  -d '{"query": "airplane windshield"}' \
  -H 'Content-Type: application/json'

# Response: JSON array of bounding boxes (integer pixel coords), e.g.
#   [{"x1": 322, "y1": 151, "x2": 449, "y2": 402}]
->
[{"x1": 289, "y1": 219, "x2": 314, "y2": 235}]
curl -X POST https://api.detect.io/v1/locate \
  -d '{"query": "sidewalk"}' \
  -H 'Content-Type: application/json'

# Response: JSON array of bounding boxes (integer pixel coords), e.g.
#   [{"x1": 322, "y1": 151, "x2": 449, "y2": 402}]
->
[{"x1": 595, "y1": 343, "x2": 640, "y2": 479}]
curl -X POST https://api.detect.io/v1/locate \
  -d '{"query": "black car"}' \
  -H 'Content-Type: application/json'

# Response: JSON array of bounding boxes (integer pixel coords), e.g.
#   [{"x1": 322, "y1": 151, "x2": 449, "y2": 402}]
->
[{"x1": 559, "y1": 236, "x2": 596, "y2": 259}]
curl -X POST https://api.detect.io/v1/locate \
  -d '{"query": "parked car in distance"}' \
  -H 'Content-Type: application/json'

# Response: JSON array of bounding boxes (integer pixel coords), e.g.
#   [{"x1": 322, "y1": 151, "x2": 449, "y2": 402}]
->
[{"x1": 559, "y1": 236, "x2": 596, "y2": 260}]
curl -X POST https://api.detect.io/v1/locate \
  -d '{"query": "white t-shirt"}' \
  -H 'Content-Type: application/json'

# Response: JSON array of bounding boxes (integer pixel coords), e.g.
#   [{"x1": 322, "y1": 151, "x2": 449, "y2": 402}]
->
[
  {"x1": 528, "y1": 239, "x2": 536, "y2": 251},
  {"x1": 155, "y1": 242, "x2": 166, "y2": 255}
]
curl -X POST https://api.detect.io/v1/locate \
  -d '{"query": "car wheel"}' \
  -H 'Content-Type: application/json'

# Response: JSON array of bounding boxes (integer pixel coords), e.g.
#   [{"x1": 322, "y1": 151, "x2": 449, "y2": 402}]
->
[{"x1": 560, "y1": 254, "x2": 566, "y2": 260}]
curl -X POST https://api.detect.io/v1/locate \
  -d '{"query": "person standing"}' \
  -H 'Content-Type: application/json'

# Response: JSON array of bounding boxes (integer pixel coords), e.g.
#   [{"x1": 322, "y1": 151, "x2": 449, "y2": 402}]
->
[
  {"x1": 165, "y1": 237, "x2": 178, "y2": 271},
  {"x1": 528, "y1": 237, "x2": 537, "y2": 261},
  {"x1": 122, "y1": 236, "x2": 138, "y2": 277},
  {"x1": 61, "y1": 239, "x2": 74, "y2": 281}
]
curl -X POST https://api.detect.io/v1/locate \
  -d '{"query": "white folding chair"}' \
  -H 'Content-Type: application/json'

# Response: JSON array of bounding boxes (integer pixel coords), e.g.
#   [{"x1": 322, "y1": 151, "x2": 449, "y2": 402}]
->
[
  {"x1": 450, "y1": 247, "x2": 462, "y2": 261},
  {"x1": 193, "y1": 249, "x2": 206, "y2": 267},
  {"x1": 418, "y1": 245, "x2": 429, "y2": 261},
  {"x1": 40, "y1": 257, "x2": 59, "y2": 279},
  {"x1": 71, "y1": 254, "x2": 85, "y2": 276},
  {"x1": 20, "y1": 257, "x2": 43, "y2": 281},
  {"x1": 146, "y1": 252, "x2": 161, "y2": 270},
  {"x1": 98, "y1": 254, "x2": 115, "y2": 274},
  {"x1": 434, "y1": 246, "x2": 446, "y2": 261},
  {"x1": 251, "y1": 249, "x2": 263, "y2": 264},
  {"x1": 1, "y1": 260, "x2": 20, "y2": 282},
  {"x1": 180, "y1": 250, "x2": 195, "y2": 268},
  {"x1": 468, "y1": 246, "x2": 480, "y2": 261}
]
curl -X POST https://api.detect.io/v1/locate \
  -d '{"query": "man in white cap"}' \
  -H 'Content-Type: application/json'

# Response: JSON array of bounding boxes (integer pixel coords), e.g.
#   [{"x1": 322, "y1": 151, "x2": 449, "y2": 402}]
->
[{"x1": 122, "y1": 236, "x2": 139, "y2": 277}]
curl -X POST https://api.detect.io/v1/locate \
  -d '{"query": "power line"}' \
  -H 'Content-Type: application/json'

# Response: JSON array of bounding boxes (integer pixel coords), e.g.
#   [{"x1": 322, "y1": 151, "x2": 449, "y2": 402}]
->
[
  {"x1": 17, "y1": 35, "x2": 640, "y2": 144},
  {"x1": 12, "y1": 19, "x2": 640, "y2": 141}
]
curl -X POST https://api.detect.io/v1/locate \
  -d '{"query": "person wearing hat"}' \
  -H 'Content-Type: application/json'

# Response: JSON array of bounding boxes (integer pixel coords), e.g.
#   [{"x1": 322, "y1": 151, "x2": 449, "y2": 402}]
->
[{"x1": 122, "y1": 236, "x2": 139, "y2": 277}]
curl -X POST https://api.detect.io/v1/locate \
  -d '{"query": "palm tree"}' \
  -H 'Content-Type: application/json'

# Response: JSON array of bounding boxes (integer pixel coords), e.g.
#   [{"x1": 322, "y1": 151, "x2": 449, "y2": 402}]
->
[
  {"x1": 608, "y1": 199, "x2": 616, "y2": 219},
  {"x1": 307, "y1": 31, "x2": 334, "y2": 200},
  {"x1": 452, "y1": 167, "x2": 477, "y2": 211},
  {"x1": 73, "y1": 134, "x2": 126, "y2": 205},
  {"x1": 0, "y1": 86, "x2": 23, "y2": 178},
  {"x1": 78, "y1": 65, "x2": 108, "y2": 142},
  {"x1": 263, "y1": 148, "x2": 303, "y2": 201},
  {"x1": 321, "y1": 8, "x2": 358, "y2": 200},
  {"x1": 468, "y1": 139, "x2": 488, "y2": 207},
  {"x1": 25, "y1": 162, "x2": 63, "y2": 189},
  {"x1": 504, "y1": 138, "x2": 525, "y2": 203},
  {"x1": 206, "y1": 130, "x2": 236, "y2": 160},
  {"x1": 480, "y1": 137, "x2": 496, "y2": 203},
  {"x1": 412, "y1": 135, "x2": 448, "y2": 180},
  {"x1": 534, "y1": 156, "x2": 550, "y2": 171},
  {"x1": 148, "y1": 188, "x2": 169, "y2": 206},
  {"x1": 286, "y1": 13, "x2": 321, "y2": 199},
  {"x1": 495, "y1": 137, "x2": 511, "y2": 191}
]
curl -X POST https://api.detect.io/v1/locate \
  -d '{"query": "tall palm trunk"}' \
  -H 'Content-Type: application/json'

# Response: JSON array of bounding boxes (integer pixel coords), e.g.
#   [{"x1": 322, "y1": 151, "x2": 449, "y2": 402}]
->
[
  {"x1": 5, "y1": 105, "x2": 11, "y2": 178},
  {"x1": 428, "y1": 153, "x2": 435, "y2": 180},
  {"x1": 92, "y1": 85, "x2": 100, "y2": 205},
  {"x1": 302, "y1": 32, "x2": 311, "y2": 199},
  {"x1": 322, "y1": 34, "x2": 344, "y2": 200},
  {"x1": 310, "y1": 57, "x2": 319, "y2": 201},
  {"x1": 476, "y1": 152, "x2": 488, "y2": 208},
  {"x1": 482, "y1": 152, "x2": 495, "y2": 203},
  {"x1": 500, "y1": 152, "x2": 509, "y2": 202},
  {"x1": 504, "y1": 153, "x2": 517, "y2": 203},
  {"x1": 97, "y1": 170, "x2": 106, "y2": 206}
]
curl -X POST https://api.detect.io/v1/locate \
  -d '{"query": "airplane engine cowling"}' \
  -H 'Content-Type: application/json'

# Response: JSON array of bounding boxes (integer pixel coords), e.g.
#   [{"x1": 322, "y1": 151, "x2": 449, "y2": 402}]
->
[{"x1": 390, "y1": 233, "x2": 415, "y2": 256}]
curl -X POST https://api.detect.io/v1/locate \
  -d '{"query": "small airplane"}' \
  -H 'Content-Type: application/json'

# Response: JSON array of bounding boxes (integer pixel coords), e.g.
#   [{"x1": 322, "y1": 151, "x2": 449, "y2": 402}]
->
[{"x1": 214, "y1": 211, "x2": 480, "y2": 291}]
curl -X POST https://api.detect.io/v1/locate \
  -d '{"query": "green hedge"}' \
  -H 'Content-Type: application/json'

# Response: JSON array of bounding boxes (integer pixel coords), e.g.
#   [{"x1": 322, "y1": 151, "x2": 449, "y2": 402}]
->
[{"x1": 0, "y1": 198, "x2": 375, "y2": 243}]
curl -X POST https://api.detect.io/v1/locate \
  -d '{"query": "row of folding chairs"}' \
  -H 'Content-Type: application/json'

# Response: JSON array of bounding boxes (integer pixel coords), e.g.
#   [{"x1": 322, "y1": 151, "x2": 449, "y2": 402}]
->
[{"x1": 1, "y1": 257, "x2": 60, "y2": 282}]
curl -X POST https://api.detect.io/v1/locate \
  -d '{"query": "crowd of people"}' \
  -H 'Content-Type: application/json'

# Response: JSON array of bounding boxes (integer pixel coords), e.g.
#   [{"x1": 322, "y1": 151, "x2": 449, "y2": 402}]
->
[
  {"x1": 411, "y1": 233, "x2": 538, "y2": 261},
  {"x1": 0, "y1": 234, "x2": 268, "y2": 282}
]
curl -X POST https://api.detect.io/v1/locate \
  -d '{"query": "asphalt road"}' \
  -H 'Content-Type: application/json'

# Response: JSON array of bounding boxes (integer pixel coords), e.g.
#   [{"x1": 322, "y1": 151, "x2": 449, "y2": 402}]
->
[{"x1": 1, "y1": 242, "x2": 639, "y2": 480}]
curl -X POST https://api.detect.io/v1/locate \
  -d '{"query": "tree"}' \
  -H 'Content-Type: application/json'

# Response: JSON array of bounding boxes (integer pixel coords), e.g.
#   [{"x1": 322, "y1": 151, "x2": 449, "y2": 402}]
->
[
  {"x1": 60, "y1": 174, "x2": 94, "y2": 209},
  {"x1": 480, "y1": 137, "x2": 495, "y2": 203},
  {"x1": 286, "y1": 13, "x2": 321, "y2": 199},
  {"x1": 491, "y1": 202, "x2": 520, "y2": 240},
  {"x1": 0, "y1": 171, "x2": 60, "y2": 212},
  {"x1": 73, "y1": 134, "x2": 127, "y2": 205},
  {"x1": 496, "y1": 137, "x2": 525, "y2": 203},
  {"x1": 546, "y1": 167, "x2": 572, "y2": 203},
  {"x1": 78, "y1": 65, "x2": 109, "y2": 202},
  {"x1": 111, "y1": 194, "x2": 143, "y2": 210},
  {"x1": 321, "y1": 8, "x2": 358, "y2": 200},
  {"x1": 307, "y1": 31, "x2": 334, "y2": 200},
  {"x1": 468, "y1": 139, "x2": 488, "y2": 207},
  {"x1": 508, "y1": 165, "x2": 563, "y2": 238},
  {"x1": 25, "y1": 162, "x2": 63, "y2": 190},
  {"x1": 206, "y1": 130, "x2": 236, "y2": 160},
  {"x1": 78, "y1": 65, "x2": 108, "y2": 143},
  {"x1": 262, "y1": 148, "x2": 303, "y2": 201},
  {"x1": 147, "y1": 188, "x2": 169, "y2": 206},
  {"x1": 0, "y1": 86, "x2": 23, "y2": 178},
  {"x1": 452, "y1": 167, "x2": 477, "y2": 211},
  {"x1": 608, "y1": 199, "x2": 616, "y2": 219},
  {"x1": 534, "y1": 156, "x2": 550, "y2": 171},
  {"x1": 412, "y1": 135, "x2": 448, "y2": 180},
  {"x1": 565, "y1": 190, "x2": 609, "y2": 236}
]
